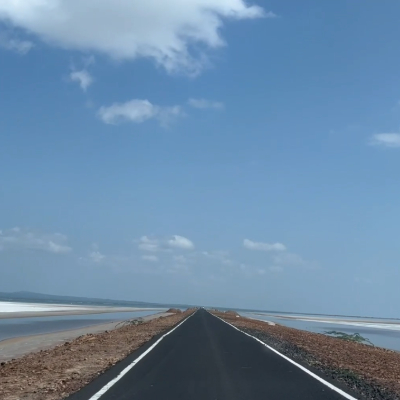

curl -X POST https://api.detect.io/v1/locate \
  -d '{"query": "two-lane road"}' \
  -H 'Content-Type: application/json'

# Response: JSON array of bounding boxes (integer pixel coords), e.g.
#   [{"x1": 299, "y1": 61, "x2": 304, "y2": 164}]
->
[{"x1": 69, "y1": 309, "x2": 358, "y2": 400}]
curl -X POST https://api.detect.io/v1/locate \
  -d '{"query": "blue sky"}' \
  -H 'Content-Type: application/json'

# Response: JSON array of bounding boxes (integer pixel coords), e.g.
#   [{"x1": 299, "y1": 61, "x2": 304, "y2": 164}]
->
[{"x1": 1, "y1": 1, "x2": 400, "y2": 317}]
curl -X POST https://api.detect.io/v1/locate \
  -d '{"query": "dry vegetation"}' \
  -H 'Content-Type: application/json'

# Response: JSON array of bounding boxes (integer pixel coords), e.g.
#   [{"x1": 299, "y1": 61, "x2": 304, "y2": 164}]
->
[{"x1": 166, "y1": 308, "x2": 183, "y2": 314}]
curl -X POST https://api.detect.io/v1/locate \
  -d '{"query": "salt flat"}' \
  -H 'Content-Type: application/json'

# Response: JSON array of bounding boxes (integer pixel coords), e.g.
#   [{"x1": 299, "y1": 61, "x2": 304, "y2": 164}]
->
[
  {"x1": 250, "y1": 312, "x2": 400, "y2": 331},
  {"x1": 0, "y1": 301, "x2": 90, "y2": 313},
  {"x1": 296, "y1": 318, "x2": 400, "y2": 331},
  {"x1": 0, "y1": 301, "x2": 164, "y2": 319}
]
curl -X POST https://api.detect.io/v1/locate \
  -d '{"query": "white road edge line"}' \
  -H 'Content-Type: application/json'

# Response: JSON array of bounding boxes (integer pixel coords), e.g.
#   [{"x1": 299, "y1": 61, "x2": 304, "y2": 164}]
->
[
  {"x1": 87, "y1": 312, "x2": 195, "y2": 400},
  {"x1": 212, "y1": 313, "x2": 358, "y2": 400}
]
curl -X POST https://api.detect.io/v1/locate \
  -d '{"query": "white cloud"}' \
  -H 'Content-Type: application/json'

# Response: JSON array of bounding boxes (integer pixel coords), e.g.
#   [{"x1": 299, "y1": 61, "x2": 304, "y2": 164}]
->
[
  {"x1": 99, "y1": 100, "x2": 155, "y2": 124},
  {"x1": 0, "y1": 228, "x2": 72, "y2": 254},
  {"x1": 0, "y1": 35, "x2": 34, "y2": 54},
  {"x1": 369, "y1": 133, "x2": 400, "y2": 148},
  {"x1": 0, "y1": 0, "x2": 269, "y2": 75},
  {"x1": 70, "y1": 69, "x2": 93, "y2": 91},
  {"x1": 142, "y1": 255, "x2": 159, "y2": 263},
  {"x1": 98, "y1": 99, "x2": 182, "y2": 126},
  {"x1": 89, "y1": 251, "x2": 105, "y2": 263},
  {"x1": 168, "y1": 235, "x2": 194, "y2": 250},
  {"x1": 188, "y1": 98, "x2": 224, "y2": 110},
  {"x1": 138, "y1": 234, "x2": 194, "y2": 252},
  {"x1": 138, "y1": 236, "x2": 160, "y2": 252},
  {"x1": 243, "y1": 239, "x2": 286, "y2": 252}
]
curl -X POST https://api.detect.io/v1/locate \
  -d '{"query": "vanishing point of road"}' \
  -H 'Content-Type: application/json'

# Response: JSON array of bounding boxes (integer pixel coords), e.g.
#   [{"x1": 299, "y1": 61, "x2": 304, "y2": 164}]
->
[{"x1": 68, "y1": 309, "x2": 358, "y2": 400}]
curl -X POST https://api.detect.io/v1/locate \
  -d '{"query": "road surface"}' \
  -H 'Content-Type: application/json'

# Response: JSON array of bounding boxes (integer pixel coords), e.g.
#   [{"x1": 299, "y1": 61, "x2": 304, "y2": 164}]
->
[{"x1": 68, "y1": 309, "x2": 359, "y2": 400}]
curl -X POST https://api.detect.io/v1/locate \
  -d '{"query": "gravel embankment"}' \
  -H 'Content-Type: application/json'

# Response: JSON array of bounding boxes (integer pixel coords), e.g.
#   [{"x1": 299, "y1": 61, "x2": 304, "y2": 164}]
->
[
  {"x1": 0, "y1": 310, "x2": 193, "y2": 400},
  {"x1": 0, "y1": 312, "x2": 173, "y2": 362},
  {"x1": 213, "y1": 312, "x2": 400, "y2": 400}
]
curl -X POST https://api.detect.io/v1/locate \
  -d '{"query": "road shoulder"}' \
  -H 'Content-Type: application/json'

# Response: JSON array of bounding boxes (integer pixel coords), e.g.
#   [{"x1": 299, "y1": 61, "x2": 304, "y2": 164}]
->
[
  {"x1": 213, "y1": 311, "x2": 400, "y2": 400},
  {"x1": 0, "y1": 310, "x2": 192, "y2": 400}
]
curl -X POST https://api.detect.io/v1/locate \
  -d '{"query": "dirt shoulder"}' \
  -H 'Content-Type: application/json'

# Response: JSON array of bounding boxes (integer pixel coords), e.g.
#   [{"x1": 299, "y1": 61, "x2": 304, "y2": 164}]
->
[
  {"x1": 0, "y1": 310, "x2": 193, "y2": 400},
  {"x1": 212, "y1": 312, "x2": 400, "y2": 400}
]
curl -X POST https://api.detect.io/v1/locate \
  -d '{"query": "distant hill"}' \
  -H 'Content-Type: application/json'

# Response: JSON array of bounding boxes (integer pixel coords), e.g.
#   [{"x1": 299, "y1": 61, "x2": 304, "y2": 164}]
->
[{"x1": 0, "y1": 291, "x2": 190, "y2": 309}]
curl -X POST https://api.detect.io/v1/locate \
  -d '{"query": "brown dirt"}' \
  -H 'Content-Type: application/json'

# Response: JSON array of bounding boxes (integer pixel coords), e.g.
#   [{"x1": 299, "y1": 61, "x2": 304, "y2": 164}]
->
[
  {"x1": 0, "y1": 310, "x2": 193, "y2": 400},
  {"x1": 166, "y1": 308, "x2": 182, "y2": 314},
  {"x1": 213, "y1": 312, "x2": 400, "y2": 400}
]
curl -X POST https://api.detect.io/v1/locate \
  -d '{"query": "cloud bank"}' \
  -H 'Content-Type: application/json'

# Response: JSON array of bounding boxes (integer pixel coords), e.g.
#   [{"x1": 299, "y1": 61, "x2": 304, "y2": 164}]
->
[
  {"x1": 369, "y1": 133, "x2": 400, "y2": 148},
  {"x1": 98, "y1": 99, "x2": 182, "y2": 126},
  {"x1": 138, "y1": 235, "x2": 194, "y2": 252},
  {"x1": 0, "y1": 228, "x2": 72, "y2": 254},
  {"x1": 0, "y1": 0, "x2": 269, "y2": 75},
  {"x1": 243, "y1": 239, "x2": 286, "y2": 252}
]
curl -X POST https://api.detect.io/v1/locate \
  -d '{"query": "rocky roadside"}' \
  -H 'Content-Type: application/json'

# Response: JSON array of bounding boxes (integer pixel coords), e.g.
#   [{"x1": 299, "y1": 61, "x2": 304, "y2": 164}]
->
[
  {"x1": 213, "y1": 312, "x2": 400, "y2": 400},
  {"x1": 0, "y1": 310, "x2": 194, "y2": 400}
]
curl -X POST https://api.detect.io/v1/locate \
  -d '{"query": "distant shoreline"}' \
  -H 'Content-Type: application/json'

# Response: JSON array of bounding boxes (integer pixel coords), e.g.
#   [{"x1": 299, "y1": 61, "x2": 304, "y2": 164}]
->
[
  {"x1": 0, "y1": 306, "x2": 165, "y2": 320},
  {"x1": 250, "y1": 312, "x2": 400, "y2": 325}
]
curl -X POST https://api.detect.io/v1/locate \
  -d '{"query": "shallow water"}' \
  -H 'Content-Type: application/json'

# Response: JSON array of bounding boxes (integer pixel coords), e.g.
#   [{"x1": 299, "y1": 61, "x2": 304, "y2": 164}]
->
[
  {"x1": 0, "y1": 310, "x2": 158, "y2": 342},
  {"x1": 243, "y1": 313, "x2": 400, "y2": 352}
]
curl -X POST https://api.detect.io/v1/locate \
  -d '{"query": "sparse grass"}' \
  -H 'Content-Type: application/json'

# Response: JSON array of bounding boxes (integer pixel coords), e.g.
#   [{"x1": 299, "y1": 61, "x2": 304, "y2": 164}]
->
[
  {"x1": 324, "y1": 331, "x2": 374, "y2": 346},
  {"x1": 116, "y1": 318, "x2": 144, "y2": 328}
]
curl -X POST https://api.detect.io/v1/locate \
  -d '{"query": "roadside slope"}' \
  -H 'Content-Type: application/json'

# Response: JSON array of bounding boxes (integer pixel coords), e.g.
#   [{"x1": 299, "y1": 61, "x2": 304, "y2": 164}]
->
[
  {"x1": 0, "y1": 310, "x2": 191, "y2": 400},
  {"x1": 0, "y1": 312, "x2": 172, "y2": 362},
  {"x1": 213, "y1": 311, "x2": 400, "y2": 400}
]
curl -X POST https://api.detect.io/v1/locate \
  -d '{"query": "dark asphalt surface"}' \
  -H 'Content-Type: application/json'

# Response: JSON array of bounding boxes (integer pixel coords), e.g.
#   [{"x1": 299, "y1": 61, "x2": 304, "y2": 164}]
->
[{"x1": 69, "y1": 309, "x2": 358, "y2": 400}]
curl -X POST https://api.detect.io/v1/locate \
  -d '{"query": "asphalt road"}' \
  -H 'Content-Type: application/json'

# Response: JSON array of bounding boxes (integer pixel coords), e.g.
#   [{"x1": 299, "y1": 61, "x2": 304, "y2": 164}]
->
[{"x1": 69, "y1": 309, "x2": 358, "y2": 400}]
